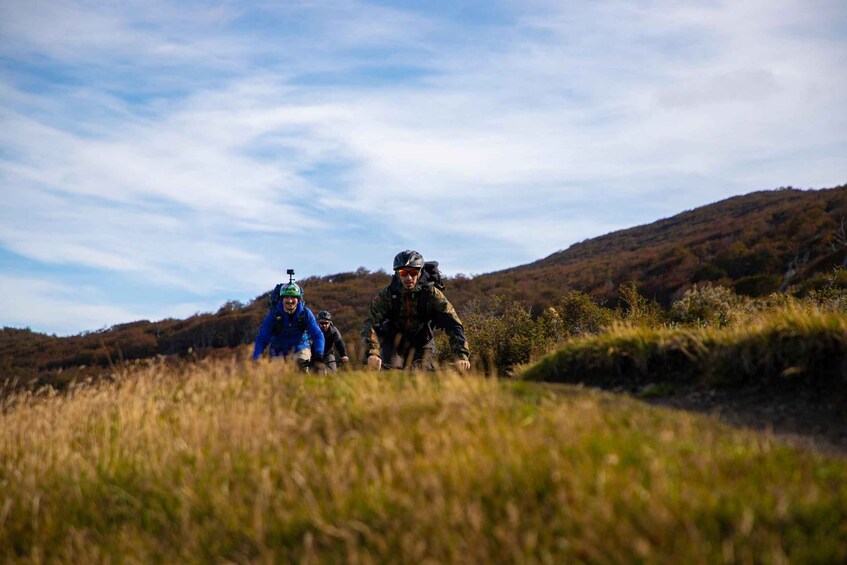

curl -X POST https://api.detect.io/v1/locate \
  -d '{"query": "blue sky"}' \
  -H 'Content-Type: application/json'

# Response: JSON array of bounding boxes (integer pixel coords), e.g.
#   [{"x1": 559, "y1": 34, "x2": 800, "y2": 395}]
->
[{"x1": 1, "y1": 0, "x2": 845, "y2": 336}]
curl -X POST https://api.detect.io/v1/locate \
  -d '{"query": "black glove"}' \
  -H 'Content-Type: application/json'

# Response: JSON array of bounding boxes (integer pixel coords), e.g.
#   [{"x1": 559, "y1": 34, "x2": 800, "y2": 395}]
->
[{"x1": 312, "y1": 353, "x2": 324, "y2": 365}]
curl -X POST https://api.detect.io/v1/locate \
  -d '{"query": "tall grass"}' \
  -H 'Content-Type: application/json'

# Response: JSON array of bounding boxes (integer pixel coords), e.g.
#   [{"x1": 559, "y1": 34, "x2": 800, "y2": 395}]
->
[
  {"x1": 1, "y1": 359, "x2": 846, "y2": 562},
  {"x1": 521, "y1": 307, "x2": 847, "y2": 392}
]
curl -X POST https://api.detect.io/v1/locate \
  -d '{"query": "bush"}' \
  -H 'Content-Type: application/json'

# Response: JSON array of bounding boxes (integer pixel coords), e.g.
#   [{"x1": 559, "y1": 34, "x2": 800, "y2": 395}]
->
[
  {"x1": 733, "y1": 273, "x2": 782, "y2": 296},
  {"x1": 534, "y1": 306, "x2": 565, "y2": 352},
  {"x1": 617, "y1": 282, "x2": 664, "y2": 327},
  {"x1": 454, "y1": 292, "x2": 616, "y2": 375},
  {"x1": 691, "y1": 263, "x2": 727, "y2": 282},
  {"x1": 670, "y1": 284, "x2": 750, "y2": 328},
  {"x1": 459, "y1": 296, "x2": 542, "y2": 375},
  {"x1": 554, "y1": 291, "x2": 613, "y2": 337},
  {"x1": 806, "y1": 267, "x2": 847, "y2": 312},
  {"x1": 749, "y1": 292, "x2": 798, "y2": 314}
]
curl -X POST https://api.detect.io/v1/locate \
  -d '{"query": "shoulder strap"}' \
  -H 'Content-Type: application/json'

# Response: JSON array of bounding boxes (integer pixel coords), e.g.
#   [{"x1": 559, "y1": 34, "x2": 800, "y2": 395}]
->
[
  {"x1": 271, "y1": 310, "x2": 308, "y2": 334},
  {"x1": 388, "y1": 278, "x2": 402, "y2": 323}
]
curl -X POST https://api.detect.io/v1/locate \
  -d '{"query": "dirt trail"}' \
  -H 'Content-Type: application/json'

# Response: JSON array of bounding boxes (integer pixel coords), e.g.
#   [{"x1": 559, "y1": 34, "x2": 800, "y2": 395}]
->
[{"x1": 642, "y1": 384, "x2": 847, "y2": 458}]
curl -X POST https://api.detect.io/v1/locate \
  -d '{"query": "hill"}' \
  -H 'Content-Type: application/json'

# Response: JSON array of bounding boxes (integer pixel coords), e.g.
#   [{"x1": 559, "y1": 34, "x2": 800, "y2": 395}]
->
[
  {"x1": 452, "y1": 184, "x2": 847, "y2": 310},
  {"x1": 2, "y1": 184, "x2": 846, "y2": 386}
]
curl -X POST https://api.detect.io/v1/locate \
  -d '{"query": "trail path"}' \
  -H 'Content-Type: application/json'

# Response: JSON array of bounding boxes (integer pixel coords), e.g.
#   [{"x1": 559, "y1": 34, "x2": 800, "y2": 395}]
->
[{"x1": 642, "y1": 384, "x2": 847, "y2": 457}]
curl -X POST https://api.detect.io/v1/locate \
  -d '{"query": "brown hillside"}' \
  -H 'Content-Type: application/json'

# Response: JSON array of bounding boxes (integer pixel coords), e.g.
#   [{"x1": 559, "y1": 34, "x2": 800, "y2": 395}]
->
[
  {"x1": 449, "y1": 184, "x2": 847, "y2": 312},
  {"x1": 2, "y1": 184, "x2": 845, "y2": 387}
]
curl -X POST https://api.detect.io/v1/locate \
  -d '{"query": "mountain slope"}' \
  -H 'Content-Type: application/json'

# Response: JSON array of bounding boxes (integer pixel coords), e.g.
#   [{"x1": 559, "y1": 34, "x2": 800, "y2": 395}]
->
[
  {"x1": 2, "y1": 184, "x2": 846, "y2": 385},
  {"x1": 449, "y1": 184, "x2": 847, "y2": 309}
]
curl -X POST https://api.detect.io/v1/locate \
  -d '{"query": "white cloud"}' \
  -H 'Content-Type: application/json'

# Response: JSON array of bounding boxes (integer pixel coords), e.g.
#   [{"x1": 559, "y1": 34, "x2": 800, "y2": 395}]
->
[
  {"x1": 0, "y1": 275, "x2": 184, "y2": 335},
  {"x1": 1, "y1": 0, "x2": 845, "y2": 334}
]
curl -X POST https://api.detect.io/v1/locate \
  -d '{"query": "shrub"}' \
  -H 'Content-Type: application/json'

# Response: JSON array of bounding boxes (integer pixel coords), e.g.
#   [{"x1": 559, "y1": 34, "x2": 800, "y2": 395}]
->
[
  {"x1": 617, "y1": 282, "x2": 664, "y2": 327},
  {"x1": 444, "y1": 291, "x2": 615, "y2": 375},
  {"x1": 534, "y1": 306, "x2": 565, "y2": 351},
  {"x1": 554, "y1": 291, "x2": 613, "y2": 337},
  {"x1": 459, "y1": 296, "x2": 542, "y2": 375},
  {"x1": 806, "y1": 267, "x2": 847, "y2": 312},
  {"x1": 691, "y1": 263, "x2": 727, "y2": 282},
  {"x1": 669, "y1": 284, "x2": 750, "y2": 328},
  {"x1": 733, "y1": 273, "x2": 782, "y2": 296},
  {"x1": 749, "y1": 292, "x2": 798, "y2": 316}
]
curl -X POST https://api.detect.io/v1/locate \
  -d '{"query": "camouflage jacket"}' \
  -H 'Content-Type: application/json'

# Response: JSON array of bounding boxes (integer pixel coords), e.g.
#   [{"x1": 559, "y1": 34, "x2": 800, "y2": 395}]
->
[{"x1": 361, "y1": 279, "x2": 470, "y2": 361}]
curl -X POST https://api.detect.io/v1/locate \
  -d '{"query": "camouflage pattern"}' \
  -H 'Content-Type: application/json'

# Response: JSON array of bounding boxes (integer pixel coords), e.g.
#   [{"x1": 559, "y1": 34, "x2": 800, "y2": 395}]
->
[{"x1": 361, "y1": 283, "x2": 470, "y2": 361}]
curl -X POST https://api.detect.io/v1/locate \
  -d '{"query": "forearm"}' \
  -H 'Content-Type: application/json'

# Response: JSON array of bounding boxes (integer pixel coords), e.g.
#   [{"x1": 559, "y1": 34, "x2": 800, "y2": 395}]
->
[
  {"x1": 361, "y1": 324, "x2": 380, "y2": 357},
  {"x1": 335, "y1": 334, "x2": 349, "y2": 358},
  {"x1": 361, "y1": 295, "x2": 389, "y2": 357},
  {"x1": 252, "y1": 316, "x2": 274, "y2": 359},
  {"x1": 431, "y1": 296, "x2": 469, "y2": 360},
  {"x1": 449, "y1": 330, "x2": 470, "y2": 360}
]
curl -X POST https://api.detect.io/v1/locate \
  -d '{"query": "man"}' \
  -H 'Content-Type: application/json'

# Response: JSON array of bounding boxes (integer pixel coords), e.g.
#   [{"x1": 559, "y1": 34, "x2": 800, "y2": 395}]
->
[
  {"x1": 361, "y1": 250, "x2": 471, "y2": 371},
  {"x1": 253, "y1": 281, "x2": 325, "y2": 370},
  {"x1": 315, "y1": 310, "x2": 349, "y2": 373}
]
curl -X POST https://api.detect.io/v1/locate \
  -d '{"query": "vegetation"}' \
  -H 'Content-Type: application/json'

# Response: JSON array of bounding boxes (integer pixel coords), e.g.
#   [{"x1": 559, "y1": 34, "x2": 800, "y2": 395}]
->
[
  {"x1": 3, "y1": 185, "x2": 847, "y2": 388},
  {"x1": 2, "y1": 186, "x2": 847, "y2": 561},
  {"x1": 521, "y1": 307, "x2": 847, "y2": 393},
  {"x1": 509, "y1": 184, "x2": 847, "y2": 309},
  {"x1": 2, "y1": 362, "x2": 846, "y2": 562}
]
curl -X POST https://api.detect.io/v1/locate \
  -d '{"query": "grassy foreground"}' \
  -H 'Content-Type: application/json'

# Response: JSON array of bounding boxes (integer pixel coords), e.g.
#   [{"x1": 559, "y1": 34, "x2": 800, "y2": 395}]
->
[{"x1": 1, "y1": 360, "x2": 846, "y2": 563}]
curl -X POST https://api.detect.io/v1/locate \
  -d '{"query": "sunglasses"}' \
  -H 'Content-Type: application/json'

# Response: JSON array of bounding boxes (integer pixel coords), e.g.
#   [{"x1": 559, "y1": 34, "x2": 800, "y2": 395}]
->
[{"x1": 396, "y1": 268, "x2": 421, "y2": 277}]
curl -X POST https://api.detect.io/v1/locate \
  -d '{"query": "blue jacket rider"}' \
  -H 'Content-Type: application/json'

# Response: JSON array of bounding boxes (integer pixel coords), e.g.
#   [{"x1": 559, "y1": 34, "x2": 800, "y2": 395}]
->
[{"x1": 252, "y1": 281, "x2": 325, "y2": 366}]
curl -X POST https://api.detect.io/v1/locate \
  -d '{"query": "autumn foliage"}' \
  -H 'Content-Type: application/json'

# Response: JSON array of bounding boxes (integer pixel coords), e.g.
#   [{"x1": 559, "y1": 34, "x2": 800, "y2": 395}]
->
[{"x1": 2, "y1": 185, "x2": 847, "y2": 387}]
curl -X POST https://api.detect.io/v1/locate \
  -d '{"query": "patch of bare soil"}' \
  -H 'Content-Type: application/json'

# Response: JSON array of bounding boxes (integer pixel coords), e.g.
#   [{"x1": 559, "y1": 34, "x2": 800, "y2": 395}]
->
[{"x1": 641, "y1": 383, "x2": 847, "y2": 458}]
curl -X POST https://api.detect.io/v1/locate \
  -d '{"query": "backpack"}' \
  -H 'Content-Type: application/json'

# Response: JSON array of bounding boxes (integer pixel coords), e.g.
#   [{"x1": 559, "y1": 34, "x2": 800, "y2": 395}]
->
[
  {"x1": 418, "y1": 261, "x2": 445, "y2": 291},
  {"x1": 268, "y1": 284, "x2": 308, "y2": 334},
  {"x1": 267, "y1": 283, "x2": 285, "y2": 310}
]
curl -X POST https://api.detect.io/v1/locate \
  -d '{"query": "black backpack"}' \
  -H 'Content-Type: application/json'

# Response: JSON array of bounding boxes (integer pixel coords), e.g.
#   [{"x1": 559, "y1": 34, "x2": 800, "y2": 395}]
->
[
  {"x1": 268, "y1": 284, "x2": 308, "y2": 334},
  {"x1": 267, "y1": 283, "x2": 286, "y2": 310},
  {"x1": 418, "y1": 261, "x2": 445, "y2": 291}
]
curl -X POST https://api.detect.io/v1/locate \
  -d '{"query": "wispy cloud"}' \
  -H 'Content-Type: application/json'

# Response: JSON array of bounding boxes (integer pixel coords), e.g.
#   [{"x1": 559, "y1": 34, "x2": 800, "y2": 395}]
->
[
  {"x1": 0, "y1": 274, "x2": 211, "y2": 335},
  {"x1": 1, "y1": 0, "x2": 845, "y2": 334}
]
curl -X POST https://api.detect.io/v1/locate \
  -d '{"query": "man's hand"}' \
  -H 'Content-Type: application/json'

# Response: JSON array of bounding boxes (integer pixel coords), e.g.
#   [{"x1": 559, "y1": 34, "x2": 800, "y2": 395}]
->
[
  {"x1": 367, "y1": 355, "x2": 382, "y2": 371},
  {"x1": 455, "y1": 359, "x2": 471, "y2": 371},
  {"x1": 340, "y1": 355, "x2": 349, "y2": 363}
]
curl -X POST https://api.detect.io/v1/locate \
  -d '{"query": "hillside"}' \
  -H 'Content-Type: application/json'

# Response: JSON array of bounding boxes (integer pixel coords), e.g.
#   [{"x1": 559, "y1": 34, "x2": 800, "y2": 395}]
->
[
  {"x1": 451, "y1": 184, "x2": 847, "y2": 310},
  {"x1": 2, "y1": 184, "x2": 846, "y2": 386}
]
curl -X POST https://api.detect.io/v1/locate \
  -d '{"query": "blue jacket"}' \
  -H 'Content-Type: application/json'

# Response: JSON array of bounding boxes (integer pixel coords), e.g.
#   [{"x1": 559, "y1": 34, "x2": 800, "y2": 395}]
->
[{"x1": 252, "y1": 300, "x2": 325, "y2": 360}]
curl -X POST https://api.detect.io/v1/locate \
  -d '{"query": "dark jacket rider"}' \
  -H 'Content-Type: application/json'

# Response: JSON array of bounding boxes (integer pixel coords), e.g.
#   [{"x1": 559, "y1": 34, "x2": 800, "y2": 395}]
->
[
  {"x1": 361, "y1": 250, "x2": 470, "y2": 371},
  {"x1": 315, "y1": 310, "x2": 348, "y2": 372}
]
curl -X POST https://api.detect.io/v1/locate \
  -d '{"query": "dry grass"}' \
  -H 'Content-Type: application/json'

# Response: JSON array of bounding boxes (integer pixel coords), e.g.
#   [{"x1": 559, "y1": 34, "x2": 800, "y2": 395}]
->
[
  {"x1": 521, "y1": 308, "x2": 847, "y2": 390},
  {"x1": 1, "y1": 358, "x2": 846, "y2": 563}
]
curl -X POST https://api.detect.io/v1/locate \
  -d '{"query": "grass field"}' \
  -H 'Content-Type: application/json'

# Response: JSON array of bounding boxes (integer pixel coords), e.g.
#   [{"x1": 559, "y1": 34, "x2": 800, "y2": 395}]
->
[{"x1": 1, "y1": 358, "x2": 846, "y2": 563}]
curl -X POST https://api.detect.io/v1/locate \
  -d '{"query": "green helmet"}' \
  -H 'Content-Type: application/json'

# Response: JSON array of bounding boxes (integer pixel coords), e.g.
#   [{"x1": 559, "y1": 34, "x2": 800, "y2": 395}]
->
[{"x1": 280, "y1": 282, "x2": 303, "y2": 298}]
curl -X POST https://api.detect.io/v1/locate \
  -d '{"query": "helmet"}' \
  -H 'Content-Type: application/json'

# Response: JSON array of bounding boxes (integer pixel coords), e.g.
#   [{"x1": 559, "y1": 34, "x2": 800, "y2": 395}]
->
[
  {"x1": 317, "y1": 311, "x2": 332, "y2": 321},
  {"x1": 393, "y1": 249, "x2": 424, "y2": 271},
  {"x1": 279, "y1": 282, "x2": 303, "y2": 298}
]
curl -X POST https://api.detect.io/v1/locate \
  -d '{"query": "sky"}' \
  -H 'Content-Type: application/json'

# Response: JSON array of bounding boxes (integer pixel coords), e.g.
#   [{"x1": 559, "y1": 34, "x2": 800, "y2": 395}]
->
[{"x1": 1, "y1": 0, "x2": 846, "y2": 336}]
